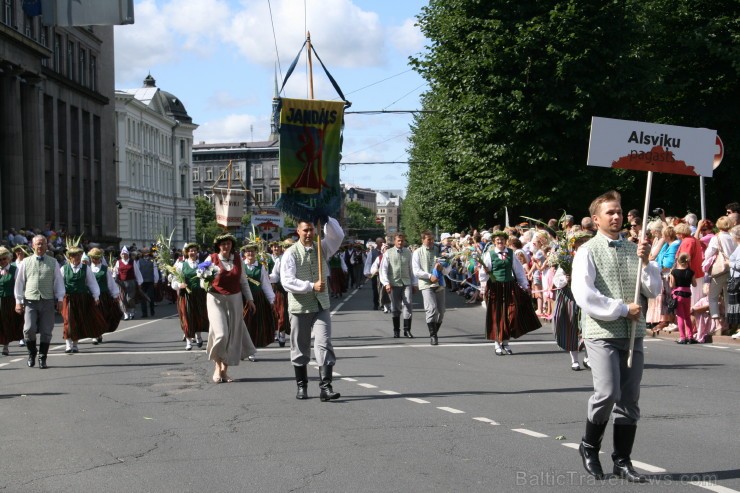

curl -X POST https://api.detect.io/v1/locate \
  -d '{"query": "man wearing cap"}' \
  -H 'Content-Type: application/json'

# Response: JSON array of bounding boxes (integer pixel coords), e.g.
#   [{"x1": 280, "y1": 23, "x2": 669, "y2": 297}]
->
[
  {"x1": 14, "y1": 235, "x2": 65, "y2": 369},
  {"x1": 114, "y1": 246, "x2": 143, "y2": 320},
  {"x1": 379, "y1": 232, "x2": 417, "y2": 338},
  {"x1": 138, "y1": 248, "x2": 159, "y2": 318},
  {"x1": 280, "y1": 217, "x2": 344, "y2": 401},
  {"x1": 363, "y1": 237, "x2": 385, "y2": 310}
]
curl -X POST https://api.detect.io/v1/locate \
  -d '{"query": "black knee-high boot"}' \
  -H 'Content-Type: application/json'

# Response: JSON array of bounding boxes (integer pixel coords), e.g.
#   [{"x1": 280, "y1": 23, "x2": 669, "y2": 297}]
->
[
  {"x1": 403, "y1": 318, "x2": 413, "y2": 338},
  {"x1": 392, "y1": 316, "x2": 400, "y2": 338},
  {"x1": 579, "y1": 420, "x2": 608, "y2": 479},
  {"x1": 294, "y1": 365, "x2": 308, "y2": 400},
  {"x1": 318, "y1": 365, "x2": 340, "y2": 401},
  {"x1": 26, "y1": 339, "x2": 37, "y2": 368},
  {"x1": 38, "y1": 342, "x2": 50, "y2": 369},
  {"x1": 612, "y1": 424, "x2": 646, "y2": 482},
  {"x1": 427, "y1": 322, "x2": 437, "y2": 345}
]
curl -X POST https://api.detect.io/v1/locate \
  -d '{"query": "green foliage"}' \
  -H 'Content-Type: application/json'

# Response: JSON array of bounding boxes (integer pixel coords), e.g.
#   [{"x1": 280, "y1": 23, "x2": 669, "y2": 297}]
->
[
  {"x1": 405, "y1": 0, "x2": 739, "y2": 230},
  {"x1": 195, "y1": 196, "x2": 225, "y2": 249},
  {"x1": 346, "y1": 201, "x2": 377, "y2": 229}
]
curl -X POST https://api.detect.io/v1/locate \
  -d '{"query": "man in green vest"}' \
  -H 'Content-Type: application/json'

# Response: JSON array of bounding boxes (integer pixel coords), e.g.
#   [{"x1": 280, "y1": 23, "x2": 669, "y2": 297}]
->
[
  {"x1": 379, "y1": 233, "x2": 417, "y2": 338},
  {"x1": 572, "y1": 190, "x2": 661, "y2": 482},
  {"x1": 412, "y1": 230, "x2": 449, "y2": 345},
  {"x1": 280, "y1": 217, "x2": 344, "y2": 401},
  {"x1": 14, "y1": 235, "x2": 65, "y2": 369}
]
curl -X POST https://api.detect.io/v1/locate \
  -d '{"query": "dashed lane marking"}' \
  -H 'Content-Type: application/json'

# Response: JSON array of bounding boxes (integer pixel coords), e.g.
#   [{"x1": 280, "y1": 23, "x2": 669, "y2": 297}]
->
[
  {"x1": 473, "y1": 417, "x2": 500, "y2": 425},
  {"x1": 689, "y1": 482, "x2": 740, "y2": 493},
  {"x1": 333, "y1": 371, "x2": 342, "y2": 376},
  {"x1": 630, "y1": 460, "x2": 666, "y2": 473},
  {"x1": 330, "y1": 286, "x2": 360, "y2": 316},
  {"x1": 341, "y1": 377, "x2": 358, "y2": 382},
  {"x1": 10, "y1": 358, "x2": 23, "y2": 362},
  {"x1": 437, "y1": 406, "x2": 465, "y2": 414},
  {"x1": 406, "y1": 398, "x2": 430, "y2": 404},
  {"x1": 512, "y1": 428, "x2": 548, "y2": 438},
  {"x1": 561, "y1": 443, "x2": 603, "y2": 454},
  {"x1": 0, "y1": 363, "x2": 9, "y2": 368},
  {"x1": 358, "y1": 383, "x2": 378, "y2": 389},
  {"x1": 379, "y1": 390, "x2": 400, "y2": 395},
  {"x1": 704, "y1": 346, "x2": 729, "y2": 349}
]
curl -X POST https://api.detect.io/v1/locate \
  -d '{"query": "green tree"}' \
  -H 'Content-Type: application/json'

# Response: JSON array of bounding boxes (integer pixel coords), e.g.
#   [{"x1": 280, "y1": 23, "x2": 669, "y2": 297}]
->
[
  {"x1": 195, "y1": 196, "x2": 225, "y2": 249},
  {"x1": 346, "y1": 201, "x2": 376, "y2": 229}
]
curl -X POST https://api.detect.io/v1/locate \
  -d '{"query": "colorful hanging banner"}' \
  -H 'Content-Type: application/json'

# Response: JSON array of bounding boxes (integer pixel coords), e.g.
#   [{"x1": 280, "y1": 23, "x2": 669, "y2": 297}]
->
[
  {"x1": 214, "y1": 188, "x2": 246, "y2": 228},
  {"x1": 275, "y1": 98, "x2": 344, "y2": 222}
]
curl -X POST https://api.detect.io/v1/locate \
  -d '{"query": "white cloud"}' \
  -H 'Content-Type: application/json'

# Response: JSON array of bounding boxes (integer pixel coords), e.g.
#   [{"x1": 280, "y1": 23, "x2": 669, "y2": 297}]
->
[
  {"x1": 194, "y1": 114, "x2": 270, "y2": 143},
  {"x1": 389, "y1": 17, "x2": 425, "y2": 55},
  {"x1": 206, "y1": 90, "x2": 256, "y2": 110},
  {"x1": 161, "y1": 0, "x2": 231, "y2": 54}
]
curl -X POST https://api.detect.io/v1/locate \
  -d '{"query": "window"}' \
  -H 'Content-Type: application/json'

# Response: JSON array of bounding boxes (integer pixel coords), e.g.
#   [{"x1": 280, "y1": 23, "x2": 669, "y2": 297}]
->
[
  {"x1": 192, "y1": 168, "x2": 200, "y2": 182},
  {"x1": 271, "y1": 188, "x2": 280, "y2": 202},
  {"x1": 2, "y1": 0, "x2": 14, "y2": 26},
  {"x1": 79, "y1": 48, "x2": 87, "y2": 87},
  {"x1": 206, "y1": 167, "x2": 213, "y2": 181},
  {"x1": 89, "y1": 55, "x2": 97, "y2": 91},
  {"x1": 271, "y1": 164, "x2": 278, "y2": 177},
  {"x1": 180, "y1": 139, "x2": 185, "y2": 160},
  {"x1": 67, "y1": 40, "x2": 74, "y2": 79},
  {"x1": 254, "y1": 188, "x2": 263, "y2": 204},
  {"x1": 40, "y1": 26, "x2": 48, "y2": 47},
  {"x1": 23, "y1": 13, "x2": 33, "y2": 38},
  {"x1": 253, "y1": 164, "x2": 262, "y2": 179},
  {"x1": 54, "y1": 34, "x2": 62, "y2": 72}
]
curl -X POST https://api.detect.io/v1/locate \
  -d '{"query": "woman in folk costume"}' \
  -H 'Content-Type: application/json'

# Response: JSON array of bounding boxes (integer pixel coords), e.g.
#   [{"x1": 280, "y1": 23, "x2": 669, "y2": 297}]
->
[
  {"x1": 0, "y1": 247, "x2": 24, "y2": 356},
  {"x1": 171, "y1": 243, "x2": 209, "y2": 350},
  {"x1": 241, "y1": 243, "x2": 276, "y2": 350},
  {"x1": 479, "y1": 231, "x2": 542, "y2": 355},
  {"x1": 113, "y1": 246, "x2": 142, "y2": 320},
  {"x1": 206, "y1": 233, "x2": 256, "y2": 383},
  {"x1": 268, "y1": 240, "x2": 292, "y2": 347},
  {"x1": 88, "y1": 248, "x2": 122, "y2": 345},
  {"x1": 61, "y1": 246, "x2": 107, "y2": 353},
  {"x1": 328, "y1": 248, "x2": 348, "y2": 298},
  {"x1": 552, "y1": 234, "x2": 592, "y2": 370}
]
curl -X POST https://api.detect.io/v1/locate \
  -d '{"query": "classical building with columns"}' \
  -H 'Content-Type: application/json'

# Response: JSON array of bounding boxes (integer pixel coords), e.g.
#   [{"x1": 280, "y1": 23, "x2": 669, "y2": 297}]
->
[
  {"x1": 0, "y1": 2, "x2": 117, "y2": 242},
  {"x1": 115, "y1": 75, "x2": 197, "y2": 248}
]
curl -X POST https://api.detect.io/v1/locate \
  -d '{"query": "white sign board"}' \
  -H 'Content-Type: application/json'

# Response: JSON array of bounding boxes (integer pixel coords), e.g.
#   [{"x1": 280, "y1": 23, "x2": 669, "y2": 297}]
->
[
  {"x1": 587, "y1": 117, "x2": 716, "y2": 178},
  {"x1": 214, "y1": 188, "x2": 246, "y2": 228},
  {"x1": 252, "y1": 214, "x2": 285, "y2": 228}
]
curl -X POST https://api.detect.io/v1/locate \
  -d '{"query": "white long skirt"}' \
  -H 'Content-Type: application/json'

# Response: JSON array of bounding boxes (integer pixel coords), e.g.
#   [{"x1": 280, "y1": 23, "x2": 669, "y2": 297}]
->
[{"x1": 206, "y1": 292, "x2": 256, "y2": 366}]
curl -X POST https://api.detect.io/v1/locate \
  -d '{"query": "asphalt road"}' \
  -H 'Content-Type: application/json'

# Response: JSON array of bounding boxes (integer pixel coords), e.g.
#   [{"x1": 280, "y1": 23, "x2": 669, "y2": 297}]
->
[{"x1": 1, "y1": 284, "x2": 738, "y2": 493}]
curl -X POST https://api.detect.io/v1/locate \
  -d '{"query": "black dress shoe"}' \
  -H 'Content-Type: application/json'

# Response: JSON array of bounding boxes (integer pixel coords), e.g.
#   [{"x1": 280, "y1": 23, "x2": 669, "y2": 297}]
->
[
  {"x1": 27, "y1": 354, "x2": 36, "y2": 367},
  {"x1": 613, "y1": 459, "x2": 647, "y2": 483},
  {"x1": 38, "y1": 356, "x2": 48, "y2": 369},
  {"x1": 579, "y1": 442, "x2": 604, "y2": 479}
]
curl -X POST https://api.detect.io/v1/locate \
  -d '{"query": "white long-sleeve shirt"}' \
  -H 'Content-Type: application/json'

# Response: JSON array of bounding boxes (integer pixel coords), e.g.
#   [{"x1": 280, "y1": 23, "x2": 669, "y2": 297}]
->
[
  {"x1": 269, "y1": 256, "x2": 282, "y2": 283},
  {"x1": 14, "y1": 257, "x2": 66, "y2": 303},
  {"x1": 90, "y1": 263, "x2": 120, "y2": 297},
  {"x1": 281, "y1": 217, "x2": 344, "y2": 294},
  {"x1": 478, "y1": 248, "x2": 529, "y2": 290},
  {"x1": 571, "y1": 233, "x2": 662, "y2": 321},
  {"x1": 411, "y1": 246, "x2": 451, "y2": 282}
]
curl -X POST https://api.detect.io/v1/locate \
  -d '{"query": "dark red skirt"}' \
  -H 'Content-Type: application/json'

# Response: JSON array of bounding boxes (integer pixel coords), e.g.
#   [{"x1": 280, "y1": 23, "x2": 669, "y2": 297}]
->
[
  {"x1": 272, "y1": 283, "x2": 290, "y2": 333},
  {"x1": 177, "y1": 288, "x2": 209, "y2": 337},
  {"x1": 0, "y1": 295, "x2": 24, "y2": 344},
  {"x1": 329, "y1": 267, "x2": 345, "y2": 294},
  {"x1": 63, "y1": 293, "x2": 107, "y2": 340},
  {"x1": 484, "y1": 280, "x2": 542, "y2": 341},
  {"x1": 244, "y1": 290, "x2": 276, "y2": 348},
  {"x1": 98, "y1": 292, "x2": 123, "y2": 333}
]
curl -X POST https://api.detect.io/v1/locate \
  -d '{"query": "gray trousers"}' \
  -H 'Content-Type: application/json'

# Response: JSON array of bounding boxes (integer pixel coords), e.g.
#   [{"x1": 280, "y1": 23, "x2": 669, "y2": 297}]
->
[
  {"x1": 390, "y1": 285, "x2": 413, "y2": 320},
  {"x1": 585, "y1": 338, "x2": 644, "y2": 425},
  {"x1": 290, "y1": 309, "x2": 335, "y2": 367},
  {"x1": 421, "y1": 287, "x2": 445, "y2": 325},
  {"x1": 23, "y1": 299, "x2": 55, "y2": 344}
]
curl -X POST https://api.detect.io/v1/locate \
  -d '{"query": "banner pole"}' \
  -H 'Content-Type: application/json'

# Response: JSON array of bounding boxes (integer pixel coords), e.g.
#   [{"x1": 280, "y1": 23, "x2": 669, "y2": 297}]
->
[
  {"x1": 699, "y1": 176, "x2": 706, "y2": 219},
  {"x1": 628, "y1": 170, "x2": 653, "y2": 368},
  {"x1": 305, "y1": 32, "x2": 323, "y2": 282}
]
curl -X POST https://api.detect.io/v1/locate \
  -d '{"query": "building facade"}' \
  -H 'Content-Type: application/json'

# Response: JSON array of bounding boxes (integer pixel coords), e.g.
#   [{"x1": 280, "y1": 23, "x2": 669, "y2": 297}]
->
[
  {"x1": 0, "y1": 2, "x2": 117, "y2": 242},
  {"x1": 376, "y1": 190, "x2": 402, "y2": 241},
  {"x1": 115, "y1": 75, "x2": 197, "y2": 248}
]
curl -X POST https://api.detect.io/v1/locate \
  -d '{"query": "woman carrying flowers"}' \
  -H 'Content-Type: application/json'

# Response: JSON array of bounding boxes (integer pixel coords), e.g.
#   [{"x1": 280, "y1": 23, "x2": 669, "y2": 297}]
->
[{"x1": 171, "y1": 243, "x2": 209, "y2": 351}]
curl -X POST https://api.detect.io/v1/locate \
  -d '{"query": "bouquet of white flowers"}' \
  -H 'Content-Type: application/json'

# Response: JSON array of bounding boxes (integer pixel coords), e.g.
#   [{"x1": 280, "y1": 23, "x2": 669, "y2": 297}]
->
[{"x1": 196, "y1": 259, "x2": 220, "y2": 291}]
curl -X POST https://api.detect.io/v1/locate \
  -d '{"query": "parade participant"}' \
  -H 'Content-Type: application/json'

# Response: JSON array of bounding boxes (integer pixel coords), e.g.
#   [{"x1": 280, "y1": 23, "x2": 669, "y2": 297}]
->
[
  {"x1": 241, "y1": 243, "x2": 276, "y2": 349},
  {"x1": 479, "y1": 231, "x2": 540, "y2": 355},
  {"x1": 328, "y1": 249, "x2": 347, "y2": 298},
  {"x1": 369, "y1": 244, "x2": 391, "y2": 313},
  {"x1": 170, "y1": 243, "x2": 208, "y2": 351},
  {"x1": 14, "y1": 235, "x2": 65, "y2": 368},
  {"x1": 364, "y1": 237, "x2": 385, "y2": 309},
  {"x1": 280, "y1": 217, "x2": 344, "y2": 401},
  {"x1": 88, "y1": 248, "x2": 122, "y2": 345},
  {"x1": 350, "y1": 244, "x2": 365, "y2": 287},
  {"x1": 412, "y1": 230, "x2": 448, "y2": 346},
  {"x1": 138, "y1": 248, "x2": 159, "y2": 318},
  {"x1": 572, "y1": 191, "x2": 661, "y2": 482},
  {"x1": 206, "y1": 233, "x2": 256, "y2": 383},
  {"x1": 0, "y1": 247, "x2": 24, "y2": 355},
  {"x1": 12, "y1": 245, "x2": 29, "y2": 266},
  {"x1": 269, "y1": 239, "x2": 291, "y2": 348},
  {"x1": 379, "y1": 233, "x2": 417, "y2": 338},
  {"x1": 113, "y1": 246, "x2": 142, "y2": 320},
  {"x1": 552, "y1": 234, "x2": 591, "y2": 370},
  {"x1": 60, "y1": 246, "x2": 105, "y2": 353}
]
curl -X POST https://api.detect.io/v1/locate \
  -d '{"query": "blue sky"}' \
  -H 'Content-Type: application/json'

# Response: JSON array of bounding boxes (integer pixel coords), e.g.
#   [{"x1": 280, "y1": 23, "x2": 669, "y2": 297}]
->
[{"x1": 114, "y1": 0, "x2": 429, "y2": 193}]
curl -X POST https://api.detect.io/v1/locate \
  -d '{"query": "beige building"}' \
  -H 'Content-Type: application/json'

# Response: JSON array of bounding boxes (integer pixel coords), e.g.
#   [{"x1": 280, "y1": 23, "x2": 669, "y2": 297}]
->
[
  {"x1": 376, "y1": 190, "x2": 402, "y2": 241},
  {"x1": 0, "y1": 2, "x2": 117, "y2": 242}
]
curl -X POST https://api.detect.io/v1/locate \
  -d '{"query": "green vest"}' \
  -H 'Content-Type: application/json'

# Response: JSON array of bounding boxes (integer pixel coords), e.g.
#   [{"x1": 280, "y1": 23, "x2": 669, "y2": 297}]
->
[
  {"x1": 23, "y1": 255, "x2": 56, "y2": 300},
  {"x1": 63, "y1": 263, "x2": 89, "y2": 295},
  {"x1": 182, "y1": 261, "x2": 201, "y2": 291},
  {"x1": 582, "y1": 235, "x2": 646, "y2": 339},
  {"x1": 386, "y1": 247, "x2": 412, "y2": 286},
  {"x1": 417, "y1": 247, "x2": 435, "y2": 290},
  {"x1": 286, "y1": 243, "x2": 330, "y2": 314},
  {"x1": 93, "y1": 264, "x2": 109, "y2": 294},
  {"x1": 0, "y1": 264, "x2": 16, "y2": 297},
  {"x1": 489, "y1": 249, "x2": 515, "y2": 282},
  {"x1": 243, "y1": 263, "x2": 262, "y2": 298},
  {"x1": 329, "y1": 254, "x2": 342, "y2": 269}
]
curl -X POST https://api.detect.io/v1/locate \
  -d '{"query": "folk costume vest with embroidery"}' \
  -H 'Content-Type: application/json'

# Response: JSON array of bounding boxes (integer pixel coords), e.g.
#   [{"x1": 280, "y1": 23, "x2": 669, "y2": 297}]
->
[
  {"x1": 23, "y1": 256, "x2": 56, "y2": 300},
  {"x1": 93, "y1": 265, "x2": 109, "y2": 294},
  {"x1": 417, "y1": 246, "x2": 436, "y2": 291},
  {"x1": 210, "y1": 253, "x2": 242, "y2": 295},
  {"x1": 386, "y1": 247, "x2": 412, "y2": 287},
  {"x1": 582, "y1": 235, "x2": 646, "y2": 339},
  {"x1": 243, "y1": 263, "x2": 262, "y2": 298},
  {"x1": 286, "y1": 243, "x2": 330, "y2": 314},
  {"x1": 489, "y1": 249, "x2": 515, "y2": 282},
  {"x1": 181, "y1": 261, "x2": 200, "y2": 291},
  {"x1": 0, "y1": 264, "x2": 17, "y2": 297},
  {"x1": 63, "y1": 264, "x2": 89, "y2": 295},
  {"x1": 117, "y1": 260, "x2": 135, "y2": 281}
]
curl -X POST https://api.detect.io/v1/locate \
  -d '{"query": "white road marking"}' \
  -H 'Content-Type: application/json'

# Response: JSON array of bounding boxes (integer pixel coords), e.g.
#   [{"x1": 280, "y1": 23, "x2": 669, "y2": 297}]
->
[
  {"x1": 704, "y1": 346, "x2": 729, "y2": 349},
  {"x1": 379, "y1": 390, "x2": 400, "y2": 395},
  {"x1": 562, "y1": 443, "x2": 605, "y2": 454},
  {"x1": 437, "y1": 407, "x2": 465, "y2": 414},
  {"x1": 341, "y1": 377, "x2": 358, "y2": 382},
  {"x1": 0, "y1": 363, "x2": 9, "y2": 368},
  {"x1": 406, "y1": 398, "x2": 430, "y2": 404},
  {"x1": 631, "y1": 460, "x2": 666, "y2": 473},
  {"x1": 330, "y1": 287, "x2": 360, "y2": 316},
  {"x1": 358, "y1": 383, "x2": 378, "y2": 389},
  {"x1": 689, "y1": 482, "x2": 740, "y2": 493},
  {"x1": 512, "y1": 428, "x2": 548, "y2": 438},
  {"x1": 332, "y1": 371, "x2": 342, "y2": 376},
  {"x1": 10, "y1": 358, "x2": 23, "y2": 362},
  {"x1": 473, "y1": 417, "x2": 500, "y2": 425}
]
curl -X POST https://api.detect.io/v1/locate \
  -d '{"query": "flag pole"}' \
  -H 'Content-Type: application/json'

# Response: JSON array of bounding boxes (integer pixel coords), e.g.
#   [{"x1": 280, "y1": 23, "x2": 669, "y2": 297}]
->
[
  {"x1": 628, "y1": 170, "x2": 653, "y2": 368},
  {"x1": 306, "y1": 31, "x2": 324, "y2": 284}
]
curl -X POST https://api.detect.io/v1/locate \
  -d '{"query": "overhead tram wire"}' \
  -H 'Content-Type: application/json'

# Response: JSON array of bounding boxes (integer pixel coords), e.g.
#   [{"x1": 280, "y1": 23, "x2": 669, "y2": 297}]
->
[{"x1": 267, "y1": 0, "x2": 283, "y2": 84}]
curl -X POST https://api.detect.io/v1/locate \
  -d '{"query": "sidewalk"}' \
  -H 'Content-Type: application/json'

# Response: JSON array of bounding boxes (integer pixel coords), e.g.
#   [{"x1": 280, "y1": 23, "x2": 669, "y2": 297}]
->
[{"x1": 651, "y1": 326, "x2": 740, "y2": 345}]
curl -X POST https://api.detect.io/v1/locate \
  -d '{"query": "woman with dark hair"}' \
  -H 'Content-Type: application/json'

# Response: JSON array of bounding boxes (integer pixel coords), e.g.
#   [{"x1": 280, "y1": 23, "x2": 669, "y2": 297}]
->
[
  {"x1": 241, "y1": 243, "x2": 275, "y2": 350},
  {"x1": 171, "y1": 243, "x2": 209, "y2": 350},
  {"x1": 88, "y1": 247, "x2": 122, "y2": 345},
  {"x1": 0, "y1": 247, "x2": 24, "y2": 355}
]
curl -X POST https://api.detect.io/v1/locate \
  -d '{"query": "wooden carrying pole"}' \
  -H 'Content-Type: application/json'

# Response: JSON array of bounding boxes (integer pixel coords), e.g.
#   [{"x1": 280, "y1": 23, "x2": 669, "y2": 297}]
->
[
  {"x1": 306, "y1": 31, "x2": 324, "y2": 283},
  {"x1": 628, "y1": 171, "x2": 653, "y2": 368}
]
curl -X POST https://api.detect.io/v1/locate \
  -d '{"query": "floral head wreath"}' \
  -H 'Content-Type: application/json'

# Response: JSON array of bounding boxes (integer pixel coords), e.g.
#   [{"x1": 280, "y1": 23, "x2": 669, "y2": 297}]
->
[{"x1": 491, "y1": 231, "x2": 509, "y2": 239}]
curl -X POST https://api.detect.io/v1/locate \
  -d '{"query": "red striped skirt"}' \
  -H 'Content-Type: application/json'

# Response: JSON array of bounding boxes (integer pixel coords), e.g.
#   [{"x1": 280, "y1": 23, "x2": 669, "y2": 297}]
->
[
  {"x1": 0, "y1": 295, "x2": 24, "y2": 344},
  {"x1": 329, "y1": 267, "x2": 345, "y2": 294},
  {"x1": 177, "y1": 288, "x2": 209, "y2": 337},
  {"x1": 272, "y1": 283, "x2": 290, "y2": 333},
  {"x1": 244, "y1": 290, "x2": 276, "y2": 348},
  {"x1": 63, "y1": 293, "x2": 107, "y2": 340},
  {"x1": 484, "y1": 280, "x2": 542, "y2": 341},
  {"x1": 98, "y1": 292, "x2": 123, "y2": 333}
]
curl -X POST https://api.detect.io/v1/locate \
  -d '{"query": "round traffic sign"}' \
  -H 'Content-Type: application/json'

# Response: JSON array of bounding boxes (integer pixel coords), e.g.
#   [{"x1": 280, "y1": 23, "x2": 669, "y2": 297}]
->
[{"x1": 713, "y1": 135, "x2": 724, "y2": 169}]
